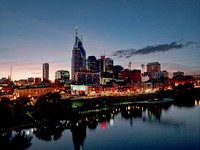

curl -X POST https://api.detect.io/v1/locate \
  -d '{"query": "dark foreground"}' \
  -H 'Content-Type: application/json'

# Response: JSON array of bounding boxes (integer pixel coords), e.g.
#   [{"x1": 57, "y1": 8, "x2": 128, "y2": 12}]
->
[{"x1": 1, "y1": 98, "x2": 200, "y2": 150}]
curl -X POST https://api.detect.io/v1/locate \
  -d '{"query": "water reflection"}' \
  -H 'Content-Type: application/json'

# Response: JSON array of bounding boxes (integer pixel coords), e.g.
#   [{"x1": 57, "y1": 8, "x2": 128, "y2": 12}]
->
[
  {"x1": 71, "y1": 119, "x2": 86, "y2": 150},
  {"x1": 33, "y1": 121, "x2": 65, "y2": 141},
  {"x1": 1, "y1": 99, "x2": 200, "y2": 150},
  {"x1": 0, "y1": 130, "x2": 32, "y2": 150}
]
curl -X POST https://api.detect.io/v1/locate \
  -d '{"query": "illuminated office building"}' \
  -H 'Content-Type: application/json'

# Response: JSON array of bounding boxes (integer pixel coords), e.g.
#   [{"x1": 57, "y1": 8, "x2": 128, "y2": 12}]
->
[
  {"x1": 71, "y1": 28, "x2": 86, "y2": 81},
  {"x1": 42, "y1": 63, "x2": 49, "y2": 81}
]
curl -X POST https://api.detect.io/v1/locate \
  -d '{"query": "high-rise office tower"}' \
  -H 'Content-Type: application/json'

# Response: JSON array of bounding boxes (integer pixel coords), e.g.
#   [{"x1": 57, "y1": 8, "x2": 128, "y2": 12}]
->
[
  {"x1": 71, "y1": 28, "x2": 86, "y2": 81},
  {"x1": 42, "y1": 63, "x2": 49, "y2": 81},
  {"x1": 105, "y1": 57, "x2": 114, "y2": 73},
  {"x1": 87, "y1": 56, "x2": 98, "y2": 72},
  {"x1": 97, "y1": 56, "x2": 106, "y2": 72},
  {"x1": 146, "y1": 62, "x2": 161, "y2": 79}
]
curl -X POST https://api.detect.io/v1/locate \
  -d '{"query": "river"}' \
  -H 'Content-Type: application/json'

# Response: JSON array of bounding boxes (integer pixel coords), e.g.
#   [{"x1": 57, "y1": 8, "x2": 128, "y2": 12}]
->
[{"x1": 1, "y1": 99, "x2": 200, "y2": 150}]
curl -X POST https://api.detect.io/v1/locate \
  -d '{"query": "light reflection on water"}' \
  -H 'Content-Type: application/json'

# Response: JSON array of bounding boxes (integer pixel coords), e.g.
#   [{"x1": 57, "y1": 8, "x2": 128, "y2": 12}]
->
[{"x1": 1, "y1": 100, "x2": 200, "y2": 150}]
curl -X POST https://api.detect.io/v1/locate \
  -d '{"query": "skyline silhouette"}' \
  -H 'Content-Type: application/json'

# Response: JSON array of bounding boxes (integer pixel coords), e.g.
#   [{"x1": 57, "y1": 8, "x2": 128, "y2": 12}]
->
[{"x1": 0, "y1": 0, "x2": 200, "y2": 80}]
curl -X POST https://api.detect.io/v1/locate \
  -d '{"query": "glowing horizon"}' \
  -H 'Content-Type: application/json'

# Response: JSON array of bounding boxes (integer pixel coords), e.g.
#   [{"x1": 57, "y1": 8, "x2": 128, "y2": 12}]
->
[{"x1": 1, "y1": 0, "x2": 200, "y2": 80}]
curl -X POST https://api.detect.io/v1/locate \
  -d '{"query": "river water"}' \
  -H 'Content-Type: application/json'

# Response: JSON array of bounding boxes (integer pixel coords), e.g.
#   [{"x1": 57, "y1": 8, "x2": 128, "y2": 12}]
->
[{"x1": 1, "y1": 100, "x2": 200, "y2": 150}]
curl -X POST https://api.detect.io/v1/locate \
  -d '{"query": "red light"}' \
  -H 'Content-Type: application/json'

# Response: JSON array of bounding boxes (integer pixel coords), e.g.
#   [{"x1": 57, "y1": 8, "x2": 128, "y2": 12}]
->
[{"x1": 101, "y1": 122, "x2": 106, "y2": 129}]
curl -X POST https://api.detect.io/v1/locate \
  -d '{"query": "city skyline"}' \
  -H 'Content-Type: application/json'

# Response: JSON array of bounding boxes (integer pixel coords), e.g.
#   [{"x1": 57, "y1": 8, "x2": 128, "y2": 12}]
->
[{"x1": 0, "y1": 0, "x2": 200, "y2": 80}]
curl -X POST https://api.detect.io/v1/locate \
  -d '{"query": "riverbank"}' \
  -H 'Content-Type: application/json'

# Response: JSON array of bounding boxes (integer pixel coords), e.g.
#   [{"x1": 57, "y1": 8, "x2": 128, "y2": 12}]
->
[{"x1": 1, "y1": 88, "x2": 199, "y2": 132}]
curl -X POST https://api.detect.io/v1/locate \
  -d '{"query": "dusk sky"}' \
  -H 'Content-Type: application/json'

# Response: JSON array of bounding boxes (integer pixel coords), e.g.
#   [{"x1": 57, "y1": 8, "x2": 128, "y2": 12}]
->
[{"x1": 0, "y1": 0, "x2": 200, "y2": 80}]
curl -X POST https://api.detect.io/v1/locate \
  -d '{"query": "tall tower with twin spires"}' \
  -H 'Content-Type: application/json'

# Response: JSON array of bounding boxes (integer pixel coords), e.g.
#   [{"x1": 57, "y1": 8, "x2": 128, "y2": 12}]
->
[{"x1": 71, "y1": 27, "x2": 86, "y2": 81}]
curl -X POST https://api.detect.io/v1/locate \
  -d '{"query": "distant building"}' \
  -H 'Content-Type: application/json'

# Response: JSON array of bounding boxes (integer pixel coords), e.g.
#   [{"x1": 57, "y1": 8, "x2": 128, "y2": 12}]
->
[
  {"x1": 13, "y1": 86, "x2": 57, "y2": 99},
  {"x1": 55, "y1": 70, "x2": 70, "y2": 83},
  {"x1": 28, "y1": 77, "x2": 34, "y2": 84},
  {"x1": 71, "y1": 28, "x2": 86, "y2": 81},
  {"x1": 87, "y1": 56, "x2": 98, "y2": 72},
  {"x1": 105, "y1": 57, "x2": 114, "y2": 73},
  {"x1": 100, "y1": 72, "x2": 113, "y2": 85},
  {"x1": 0, "y1": 78, "x2": 13, "y2": 95},
  {"x1": 193, "y1": 75, "x2": 200, "y2": 86},
  {"x1": 42, "y1": 63, "x2": 49, "y2": 81},
  {"x1": 121, "y1": 69, "x2": 141, "y2": 84},
  {"x1": 113, "y1": 65, "x2": 123, "y2": 79},
  {"x1": 171, "y1": 75, "x2": 195, "y2": 87},
  {"x1": 74, "y1": 71, "x2": 100, "y2": 85},
  {"x1": 14, "y1": 79, "x2": 28, "y2": 86},
  {"x1": 162, "y1": 70, "x2": 169, "y2": 78},
  {"x1": 173, "y1": 71, "x2": 184, "y2": 78},
  {"x1": 34, "y1": 77, "x2": 42, "y2": 84},
  {"x1": 154, "y1": 70, "x2": 169, "y2": 79},
  {"x1": 97, "y1": 56, "x2": 106, "y2": 72},
  {"x1": 146, "y1": 62, "x2": 161, "y2": 79},
  {"x1": 141, "y1": 72, "x2": 149, "y2": 82}
]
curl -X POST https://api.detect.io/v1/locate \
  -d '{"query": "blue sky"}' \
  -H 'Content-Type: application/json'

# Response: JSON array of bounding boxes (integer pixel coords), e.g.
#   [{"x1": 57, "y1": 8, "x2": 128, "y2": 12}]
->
[{"x1": 0, "y1": 0, "x2": 200, "y2": 80}]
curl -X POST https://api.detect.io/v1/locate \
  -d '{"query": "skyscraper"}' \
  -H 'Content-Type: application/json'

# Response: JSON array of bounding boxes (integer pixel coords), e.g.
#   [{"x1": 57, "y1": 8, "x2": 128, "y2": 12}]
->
[
  {"x1": 42, "y1": 63, "x2": 49, "y2": 81},
  {"x1": 71, "y1": 28, "x2": 86, "y2": 81},
  {"x1": 97, "y1": 56, "x2": 106, "y2": 72},
  {"x1": 146, "y1": 62, "x2": 161, "y2": 79},
  {"x1": 87, "y1": 56, "x2": 98, "y2": 72},
  {"x1": 105, "y1": 57, "x2": 114, "y2": 73}
]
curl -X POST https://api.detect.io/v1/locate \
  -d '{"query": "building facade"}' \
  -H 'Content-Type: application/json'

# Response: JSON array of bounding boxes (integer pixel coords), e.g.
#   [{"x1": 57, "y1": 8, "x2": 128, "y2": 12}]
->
[
  {"x1": 105, "y1": 57, "x2": 114, "y2": 73},
  {"x1": 146, "y1": 62, "x2": 161, "y2": 79},
  {"x1": 42, "y1": 63, "x2": 49, "y2": 81},
  {"x1": 87, "y1": 56, "x2": 98, "y2": 72},
  {"x1": 71, "y1": 28, "x2": 86, "y2": 81},
  {"x1": 173, "y1": 71, "x2": 184, "y2": 78},
  {"x1": 97, "y1": 56, "x2": 106, "y2": 72},
  {"x1": 55, "y1": 70, "x2": 70, "y2": 83},
  {"x1": 113, "y1": 65, "x2": 123, "y2": 79},
  {"x1": 121, "y1": 69, "x2": 141, "y2": 84},
  {"x1": 74, "y1": 71, "x2": 100, "y2": 85}
]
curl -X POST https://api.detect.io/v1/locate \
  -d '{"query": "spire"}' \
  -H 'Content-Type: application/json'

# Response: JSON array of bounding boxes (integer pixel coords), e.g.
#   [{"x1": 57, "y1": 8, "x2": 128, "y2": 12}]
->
[{"x1": 74, "y1": 27, "x2": 78, "y2": 48}]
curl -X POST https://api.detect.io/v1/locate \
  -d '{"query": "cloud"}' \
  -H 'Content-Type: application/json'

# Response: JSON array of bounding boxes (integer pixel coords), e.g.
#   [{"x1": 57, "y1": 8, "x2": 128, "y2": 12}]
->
[{"x1": 112, "y1": 41, "x2": 195, "y2": 58}]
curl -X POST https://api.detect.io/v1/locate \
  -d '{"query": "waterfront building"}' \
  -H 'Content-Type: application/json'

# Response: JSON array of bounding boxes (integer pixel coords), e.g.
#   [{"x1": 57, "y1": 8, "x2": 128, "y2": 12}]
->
[
  {"x1": 42, "y1": 63, "x2": 49, "y2": 81},
  {"x1": 13, "y1": 86, "x2": 57, "y2": 100},
  {"x1": 146, "y1": 62, "x2": 161, "y2": 79},
  {"x1": 55, "y1": 70, "x2": 70, "y2": 83},
  {"x1": 171, "y1": 75, "x2": 195, "y2": 87},
  {"x1": 87, "y1": 56, "x2": 98, "y2": 72},
  {"x1": 70, "y1": 84, "x2": 103, "y2": 96},
  {"x1": 71, "y1": 28, "x2": 86, "y2": 81}
]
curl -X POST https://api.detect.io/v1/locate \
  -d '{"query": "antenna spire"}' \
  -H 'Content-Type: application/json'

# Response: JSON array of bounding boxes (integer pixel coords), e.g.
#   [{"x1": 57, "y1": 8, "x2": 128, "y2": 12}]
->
[{"x1": 74, "y1": 26, "x2": 78, "y2": 48}]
